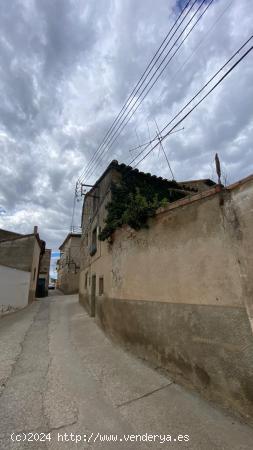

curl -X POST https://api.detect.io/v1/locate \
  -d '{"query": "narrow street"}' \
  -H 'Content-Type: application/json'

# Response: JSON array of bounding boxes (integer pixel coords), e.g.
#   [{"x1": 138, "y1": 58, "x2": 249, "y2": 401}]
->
[{"x1": 0, "y1": 293, "x2": 253, "y2": 450}]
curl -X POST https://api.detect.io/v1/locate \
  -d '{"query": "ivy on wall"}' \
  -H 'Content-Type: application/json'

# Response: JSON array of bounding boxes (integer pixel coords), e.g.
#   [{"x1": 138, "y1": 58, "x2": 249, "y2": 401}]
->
[{"x1": 99, "y1": 166, "x2": 186, "y2": 241}]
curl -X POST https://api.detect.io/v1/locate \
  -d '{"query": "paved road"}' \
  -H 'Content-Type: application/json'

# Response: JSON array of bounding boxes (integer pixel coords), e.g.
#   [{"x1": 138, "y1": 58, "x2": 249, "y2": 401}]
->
[{"x1": 0, "y1": 293, "x2": 253, "y2": 450}]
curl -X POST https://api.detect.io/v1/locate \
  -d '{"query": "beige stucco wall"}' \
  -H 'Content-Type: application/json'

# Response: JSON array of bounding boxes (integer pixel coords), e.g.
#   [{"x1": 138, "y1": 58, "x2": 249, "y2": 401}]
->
[
  {"x1": 61, "y1": 236, "x2": 81, "y2": 265},
  {"x1": 80, "y1": 178, "x2": 253, "y2": 312},
  {"x1": 79, "y1": 167, "x2": 116, "y2": 312},
  {"x1": 79, "y1": 238, "x2": 112, "y2": 312},
  {"x1": 58, "y1": 271, "x2": 80, "y2": 294},
  {"x1": 58, "y1": 235, "x2": 81, "y2": 294},
  {"x1": 0, "y1": 265, "x2": 30, "y2": 313},
  {"x1": 228, "y1": 180, "x2": 253, "y2": 329},
  {"x1": 79, "y1": 175, "x2": 253, "y2": 422},
  {"x1": 79, "y1": 188, "x2": 245, "y2": 311},
  {"x1": 109, "y1": 194, "x2": 244, "y2": 307}
]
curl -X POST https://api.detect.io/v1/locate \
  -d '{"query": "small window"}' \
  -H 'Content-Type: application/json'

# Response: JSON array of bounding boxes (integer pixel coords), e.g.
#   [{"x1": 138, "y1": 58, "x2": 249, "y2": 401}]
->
[
  {"x1": 33, "y1": 267, "x2": 36, "y2": 281},
  {"x1": 85, "y1": 272, "x2": 88, "y2": 289},
  {"x1": 99, "y1": 277, "x2": 104, "y2": 296}
]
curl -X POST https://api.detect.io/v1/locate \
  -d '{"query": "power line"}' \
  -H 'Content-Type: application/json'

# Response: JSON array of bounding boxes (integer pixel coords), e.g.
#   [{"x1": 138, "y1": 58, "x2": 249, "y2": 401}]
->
[
  {"x1": 121, "y1": 0, "x2": 235, "y2": 168},
  {"x1": 132, "y1": 39, "x2": 253, "y2": 168},
  {"x1": 130, "y1": 34, "x2": 253, "y2": 166},
  {"x1": 128, "y1": 127, "x2": 184, "y2": 154},
  {"x1": 78, "y1": 0, "x2": 206, "y2": 183},
  {"x1": 127, "y1": 0, "x2": 234, "y2": 165},
  {"x1": 85, "y1": 0, "x2": 235, "y2": 183},
  {"x1": 80, "y1": 0, "x2": 214, "y2": 183},
  {"x1": 79, "y1": 0, "x2": 207, "y2": 182},
  {"x1": 77, "y1": 0, "x2": 195, "y2": 184},
  {"x1": 154, "y1": 119, "x2": 175, "y2": 180},
  {"x1": 72, "y1": 35, "x2": 252, "y2": 230}
]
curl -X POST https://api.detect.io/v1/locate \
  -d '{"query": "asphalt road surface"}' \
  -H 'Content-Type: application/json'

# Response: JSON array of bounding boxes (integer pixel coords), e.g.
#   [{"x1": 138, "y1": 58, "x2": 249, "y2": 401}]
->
[{"x1": 0, "y1": 292, "x2": 253, "y2": 449}]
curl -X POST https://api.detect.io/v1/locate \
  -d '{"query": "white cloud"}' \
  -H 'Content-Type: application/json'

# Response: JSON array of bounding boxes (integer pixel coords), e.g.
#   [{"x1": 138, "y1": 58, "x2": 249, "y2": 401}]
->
[{"x1": 0, "y1": 0, "x2": 252, "y2": 250}]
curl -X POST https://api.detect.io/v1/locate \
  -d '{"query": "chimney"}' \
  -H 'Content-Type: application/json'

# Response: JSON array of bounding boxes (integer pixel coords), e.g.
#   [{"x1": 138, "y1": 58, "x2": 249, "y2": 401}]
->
[{"x1": 34, "y1": 226, "x2": 38, "y2": 235}]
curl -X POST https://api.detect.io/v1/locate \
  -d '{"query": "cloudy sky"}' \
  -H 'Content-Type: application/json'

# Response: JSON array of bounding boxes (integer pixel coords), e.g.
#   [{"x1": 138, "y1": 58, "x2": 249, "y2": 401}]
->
[{"x1": 0, "y1": 0, "x2": 252, "y2": 270}]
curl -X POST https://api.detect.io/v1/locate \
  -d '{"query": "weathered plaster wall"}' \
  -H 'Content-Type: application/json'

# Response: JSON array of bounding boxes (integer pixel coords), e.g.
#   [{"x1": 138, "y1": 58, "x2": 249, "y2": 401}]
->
[
  {"x1": 79, "y1": 238, "x2": 112, "y2": 314},
  {"x1": 58, "y1": 235, "x2": 81, "y2": 294},
  {"x1": 96, "y1": 297, "x2": 253, "y2": 422},
  {"x1": 109, "y1": 193, "x2": 243, "y2": 307},
  {"x1": 79, "y1": 166, "x2": 116, "y2": 313},
  {"x1": 80, "y1": 176, "x2": 253, "y2": 422},
  {"x1": 0, "y1": 265, "x2": 30, "y2": 313},
  {"x1": 228, "y1": 178, "x2": 253, "y2": 330},
  {"x1": 58, "y1": 271, "x2": 80, "y2": 294},
  {"x1": 0, "y1": 235, "x2": 35, "y2": 271}
]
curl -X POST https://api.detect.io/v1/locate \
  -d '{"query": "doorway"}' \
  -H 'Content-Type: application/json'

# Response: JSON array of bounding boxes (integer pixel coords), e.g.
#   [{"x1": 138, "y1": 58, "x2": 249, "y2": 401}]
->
[
  {"x1": 36, "y1": 278, "x2": 46, "y2": 298},
  {"x1": 91, "y1": 274, "x2": 96, "y2": 317}
]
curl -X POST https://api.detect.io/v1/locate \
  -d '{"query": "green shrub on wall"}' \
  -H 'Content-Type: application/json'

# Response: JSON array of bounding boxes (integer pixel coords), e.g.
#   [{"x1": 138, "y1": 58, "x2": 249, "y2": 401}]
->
[{"x1": 99, "y1": 168, "x2": 185, "y2": 241}]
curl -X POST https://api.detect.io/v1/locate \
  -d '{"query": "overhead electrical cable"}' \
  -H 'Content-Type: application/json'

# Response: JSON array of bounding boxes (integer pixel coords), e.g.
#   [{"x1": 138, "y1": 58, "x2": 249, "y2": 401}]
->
[
  {"x1": 79, "y1": 0, "x2": 206, "y2": 182},
  {"x1": 131, "y1": 38, "x2": 253, "y2": 168},
  {"x1": 127, "y1": 0, "x2": 235, "y2": 163},
  {"x1": 129, "y1": 34, "x2": 253, "y2": 166},
  {"x1": 84, "y1": 0, "x2": 213, "y2": 180},
  {"x1": 128, "y1": 127, "x2": 184, "y2": 154},
  {"x1": 80, "y1": 0, "x2": 214, "y2": 183},
  {"x1": 77, "y1": 0, "x2": 195, "y2": 184},
  {"x1": 100, "y1": 0, "x2": 234, "y2": 172}
]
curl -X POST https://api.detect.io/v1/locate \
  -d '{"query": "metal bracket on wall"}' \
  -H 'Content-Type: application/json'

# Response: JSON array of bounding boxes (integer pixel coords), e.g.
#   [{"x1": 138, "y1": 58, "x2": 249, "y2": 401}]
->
[{"x1": 81, "y1": 183, "x2": 97, "y2": 197}]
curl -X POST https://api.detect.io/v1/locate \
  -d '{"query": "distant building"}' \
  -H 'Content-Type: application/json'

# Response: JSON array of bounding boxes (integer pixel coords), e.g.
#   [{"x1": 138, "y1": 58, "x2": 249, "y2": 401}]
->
[
  {"x1": 178, "y1": 178, "x2": 216, "y2": 192},
  {"x1": 36, "y1": 249, "x2": 51, "y2": 297},
  {"x1": 0, "y1": 226, "x2": 46, "y2": 313},
  {"x1": 57, "y1": 233, "x2": 81, "y2": 294}
]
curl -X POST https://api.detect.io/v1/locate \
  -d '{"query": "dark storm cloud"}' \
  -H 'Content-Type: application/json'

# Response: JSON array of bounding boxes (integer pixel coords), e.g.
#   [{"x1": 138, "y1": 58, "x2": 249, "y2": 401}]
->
[
  {"x1": 35, "y1": 0, "x2": 96, "y2": 78},
  {"x1": 0, "y1": 0, "x2": 252, "y2": 252}
]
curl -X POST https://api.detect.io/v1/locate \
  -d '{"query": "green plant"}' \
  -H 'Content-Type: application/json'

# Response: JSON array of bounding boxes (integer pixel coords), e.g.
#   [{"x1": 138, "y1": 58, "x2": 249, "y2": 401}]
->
[{"x1": 98, "y1": 169, "x2": 185, "y2": 241}]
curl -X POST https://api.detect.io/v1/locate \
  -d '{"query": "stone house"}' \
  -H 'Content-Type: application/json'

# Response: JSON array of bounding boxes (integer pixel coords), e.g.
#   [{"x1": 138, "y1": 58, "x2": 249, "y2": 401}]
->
[
  {"x1": 57, "y1": 233, "x2": 81, "y2": 294},
  {"x1": 0, "y1": 226, "x2": 46, "y2": 313},
  {"x1": 79, "y1": 160, "x2": 253, "y2": 423}
]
